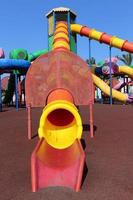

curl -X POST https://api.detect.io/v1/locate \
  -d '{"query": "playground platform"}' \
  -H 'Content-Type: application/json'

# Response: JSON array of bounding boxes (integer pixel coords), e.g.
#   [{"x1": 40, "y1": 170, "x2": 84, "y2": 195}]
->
[{"x1": 0, "y1": 104, "x2": 133, "y2": 200}]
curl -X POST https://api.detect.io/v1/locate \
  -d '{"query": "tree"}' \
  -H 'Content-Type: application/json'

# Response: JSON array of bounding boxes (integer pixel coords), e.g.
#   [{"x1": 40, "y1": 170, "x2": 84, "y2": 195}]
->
[
  {"x1": 3, "y1": 74, "x2": 15, "y2": 105},
  {"x1": 86, "y1": 57, "x2": 96, "y2": 65},
  {"x1": 116, "y1": 53, "x2": 133, "y2": 66}
]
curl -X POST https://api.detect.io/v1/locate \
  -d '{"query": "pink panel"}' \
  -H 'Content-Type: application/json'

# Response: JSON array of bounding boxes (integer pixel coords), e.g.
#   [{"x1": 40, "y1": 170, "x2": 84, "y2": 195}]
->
[
  {"x1": 0, "y1": 48, "x2": 5, "y2": 58},
  {"x1": 25, "y1": 49, "x2": 94, "y2": 107}
]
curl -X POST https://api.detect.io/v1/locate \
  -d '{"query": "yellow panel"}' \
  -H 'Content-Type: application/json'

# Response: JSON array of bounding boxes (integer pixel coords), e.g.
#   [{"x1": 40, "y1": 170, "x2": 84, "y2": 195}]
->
[
  {"x1": 48, "y1": 15, "x2": 54, "y2": 35},
  {"x1": 110, "y1": 36, "x2": 125, "y2": 48},
  {"x1": 70, "y1": 24, "x2": 82, "y2": 34},
  {"x1": 90, "y1": 29, "x2": 103, "y2": 41}
]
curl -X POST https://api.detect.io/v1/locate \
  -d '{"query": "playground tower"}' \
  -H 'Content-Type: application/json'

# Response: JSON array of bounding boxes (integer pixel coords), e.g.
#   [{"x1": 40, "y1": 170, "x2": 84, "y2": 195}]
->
[{"x1": 46, "y1": 7, "x2": 77, "y2": 53}]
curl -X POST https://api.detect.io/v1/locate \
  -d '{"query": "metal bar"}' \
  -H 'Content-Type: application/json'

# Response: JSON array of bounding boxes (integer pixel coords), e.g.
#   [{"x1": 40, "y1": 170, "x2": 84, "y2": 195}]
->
[
  {"x1": 0, "y1": 74, "x2": 2, "y2": 112},
  {"x1": 27, "y1": 104, "x2": 32, "y2": 139},
  {"x1": 109, "y1": 46, "x2": 113, "y2": 105},
  {"x1": 89, "y1": 103, "x2": 94, "y2": 138},
  {"x1": 126, "y1": 77, "x2": 129, "y2": 93},
  {"x1": 89, "y1": 38, "x2": 91, "y2": 65},
  {"x1": 15, "y1": 73, "x2": 19, "y2": 111}
]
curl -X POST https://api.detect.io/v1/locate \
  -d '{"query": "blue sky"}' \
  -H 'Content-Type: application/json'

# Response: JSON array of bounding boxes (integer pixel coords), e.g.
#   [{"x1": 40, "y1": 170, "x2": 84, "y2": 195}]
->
[{"x1": 0, "y1": 0, "x2": 133, "y2": 62}]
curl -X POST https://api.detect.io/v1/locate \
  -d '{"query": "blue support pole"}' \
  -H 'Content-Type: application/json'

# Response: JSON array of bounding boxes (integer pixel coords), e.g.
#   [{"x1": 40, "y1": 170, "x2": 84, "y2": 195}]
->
[
  {"x1": 50, "y1": 11, "x2": 56, "y2": 51},
  {"x1": 74, "y1": 16, "x2": 77, "y2": 54},
  {"x1": 47, "y1": 15, "x2": 49, "y2": 51},
  {"x1": 0, "y1": 74, "x2": 2, "y2": 112},
  {"x1": 109, "y1": 46, "x2": 113, "y2": 105},
  {"x1": 23, "y1": 75, "x2": 26, "y2": 107},
  {"x1": 15, "y1": 73, "x2": 19, "y2": 111}
]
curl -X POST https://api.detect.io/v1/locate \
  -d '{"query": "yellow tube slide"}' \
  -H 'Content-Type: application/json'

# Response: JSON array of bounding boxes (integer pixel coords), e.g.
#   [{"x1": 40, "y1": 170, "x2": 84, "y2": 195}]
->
[
  {"x1": 118, "y1": 66, "x2": 133, "y2": 79},
  {"x1": 92, "y1": 65, "x2": 133, "y2": 102},
  {"x1": 92, "y1": 74, "x2": 127, "y2": 102},
  {"x1": 38, "y1": 100, "x2": 82, "y2": 149}
]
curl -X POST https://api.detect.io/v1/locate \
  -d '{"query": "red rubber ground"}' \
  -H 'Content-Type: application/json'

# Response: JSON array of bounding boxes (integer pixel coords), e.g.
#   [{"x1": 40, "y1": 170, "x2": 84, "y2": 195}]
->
[{"x1": 0, "y1": 104, "x2": 133, "y2": 200}]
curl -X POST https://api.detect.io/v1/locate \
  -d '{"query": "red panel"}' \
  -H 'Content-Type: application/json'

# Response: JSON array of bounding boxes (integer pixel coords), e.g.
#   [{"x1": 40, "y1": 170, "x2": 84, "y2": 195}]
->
[
  {"x1": 80, "y1": 26, "x2": 91, "y2": 37},
  {"x1": 100, "y1": 33, "x2": 112, "y2": 44},
  {"x1": 31, "y1": 138, "x2": 85, "y2": 192},
  {"x1": 122, "y1": 41, "x2": 133, "y2": 53},
  {"x1": 25, "y1": 49, "x2": 94, "y2": 107}
]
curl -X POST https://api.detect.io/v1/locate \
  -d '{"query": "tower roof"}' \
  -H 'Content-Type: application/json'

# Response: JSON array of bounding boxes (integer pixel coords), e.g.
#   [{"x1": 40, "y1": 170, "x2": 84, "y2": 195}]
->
[{"x1": 46, "y1": 7, "x2": 76, "y2": 17}]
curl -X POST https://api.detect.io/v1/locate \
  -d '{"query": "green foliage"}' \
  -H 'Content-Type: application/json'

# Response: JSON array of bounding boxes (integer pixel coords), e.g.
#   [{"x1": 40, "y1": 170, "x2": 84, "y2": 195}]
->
[
  {"x1": 86, "y1": 57, "x2": 96, "y2": 65},
  {"x1": 3, "y1": 74, "x2": 15, "y2": 104},
  {"x1": 116, "y1": 53, "x2": 133, "y2": 66}
]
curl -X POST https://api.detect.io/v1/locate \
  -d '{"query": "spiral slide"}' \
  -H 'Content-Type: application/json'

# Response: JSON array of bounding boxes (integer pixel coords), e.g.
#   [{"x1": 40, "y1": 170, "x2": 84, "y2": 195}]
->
[
  {"x1": 118, "y1": 66, "x2": 133, "y2": 79},
  {"x1": 92, "y1": 67, "x2": 133, "y2": 102},
  {"x1": 93, "y1": 64, "x2": 133, "y2": 101},
  {"x1": 92, "y1": 74, "x2": 131, "y2": 102},
  {"x1": 70, "y1": 24, "x2": 133, "y2": 102}
]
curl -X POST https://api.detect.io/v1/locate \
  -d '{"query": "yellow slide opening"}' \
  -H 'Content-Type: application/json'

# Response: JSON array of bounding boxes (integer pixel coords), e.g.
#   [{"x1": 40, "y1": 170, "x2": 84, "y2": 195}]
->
[{"x1": 38, "y1": 100, "x2": 82, "y2": 149}]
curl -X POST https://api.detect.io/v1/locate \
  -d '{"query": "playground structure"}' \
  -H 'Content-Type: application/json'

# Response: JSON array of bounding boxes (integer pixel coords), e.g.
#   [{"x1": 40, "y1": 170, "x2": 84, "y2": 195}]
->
[
  {"x1": 1, "y1": 7, "x2": 133, "y2": 192},
  {"x1": 92, "y1": 60, "x2": 133, "y2": 102},
  {"x1": 24, "y1": 7, "x2": 133, "y2": 192},
  {"x1": 1, "y1": 28, "x2": 133, "y2": 109},
  {"x1": 70, "y1": 24, "x2": 133, "y2": 103},
  {"x1": 26, "y1": 20, "x2": 94, "y2": 191},
  {"x1": 0, "y1": 48, "x2": 30, "y2": 111},
  {"x1": 0, "y1": 48, "x2": 49, "y2": 110}
]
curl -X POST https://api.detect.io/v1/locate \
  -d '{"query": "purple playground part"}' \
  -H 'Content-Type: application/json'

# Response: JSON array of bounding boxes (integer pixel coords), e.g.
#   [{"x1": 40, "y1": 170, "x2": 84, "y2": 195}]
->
[
  {"x1": 105, "y1": 57, "x2": 118, "y2": 63},
  {"x1": 127, "y1": 94, "x2": 133, "y2": 102},
  {"x1": 102, "y1": 62, "x2": 119, "y2": 75},
  {"x1": 113, "y1": 80, "x2": 126, "y2": 90},
  {"x1": 0, "y1": 48, "x2": 5, "y2": 58}
]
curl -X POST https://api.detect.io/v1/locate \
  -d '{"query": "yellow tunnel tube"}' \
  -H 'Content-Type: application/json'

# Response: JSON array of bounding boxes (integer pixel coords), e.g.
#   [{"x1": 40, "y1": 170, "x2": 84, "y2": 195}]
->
[
  {"x1": 118, "y1": 66, "x2": 133, "y2": 79},
  {"x1": 38, "y1": 100, "x2": 82, "y2": 149},
  {"x1": 92, "y1": 74, "x2": 128, "y2": 102}
]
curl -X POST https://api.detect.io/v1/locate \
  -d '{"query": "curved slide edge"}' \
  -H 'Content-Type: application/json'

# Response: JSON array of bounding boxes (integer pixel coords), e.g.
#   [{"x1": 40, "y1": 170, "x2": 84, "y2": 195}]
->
[
  {"x1": 118, "y1": 66, "x2": 133, "y2": 79},
  {"x1": 92, "y1": 74, "x2": 133, "y2": 102},
  {"x1": 70, "y1": 24, "x2": 133, "y2": 53}
]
